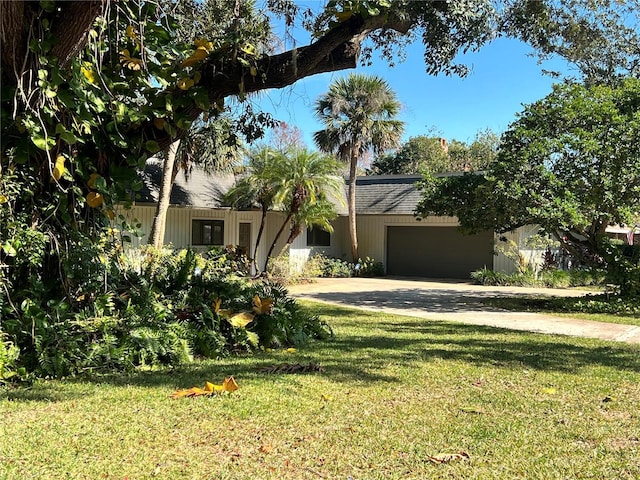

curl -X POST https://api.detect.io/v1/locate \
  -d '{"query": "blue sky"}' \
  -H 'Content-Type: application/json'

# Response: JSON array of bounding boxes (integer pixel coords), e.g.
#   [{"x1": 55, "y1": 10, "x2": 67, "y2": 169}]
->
[{"x1": 255, "y1": 36, "x2": 572, "y2": 146}]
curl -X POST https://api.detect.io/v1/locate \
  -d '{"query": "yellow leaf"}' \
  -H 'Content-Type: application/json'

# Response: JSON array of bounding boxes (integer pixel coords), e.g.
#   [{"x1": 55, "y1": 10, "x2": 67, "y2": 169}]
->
[
  {"x1": 427, "y1": 452, "x2": 470, "y2": 464},
  {"x1": 125, "y1": 25, "x2": 138, "y2": 40},
  {"x1": 170, "y1": 377, "x2": 239, "y2": 399},
  {"x1": 222, "y1": 376, "x2": 239, "y2": 392},
  {"x1": 213, "y1": 298, "x2": 222, "y2": 313},
  {"x1": 252, "y1": 295, "x2": 274, "y2": 315},
  {"x1": 52, "y1": 155, "x2": 65, "y2": 181},
  {"x1": 321, "y1": 394, "x2": 333, "y2": 402},
  {"x1": 227, "y1": 312, "x2": 254, "y2": 328},
  {"x1": 240, "y1": 43, "x2": 256, "y2": 56},
  {"x1": 81, "y1": 65, "x2": 97, "y2": 84},
  {"x1": 194, "y1": 38, "x2": 213, "y2": 53},
  {"x1": 258, "y1": 443, "x2": 274, "y2": 454},
  {"x1": 249, "y1": 66, "x2": 257, "y2": 77},
  {"x1": 180, "y1": 47, "x2": 208, "y2": 68},
  {"x1": 541, "y1": 387, "x2": 558, "y2": 395},
  {"x1": 0, "y1": 194, "x2": 7, "y2": 204},
  {"x1": 460, "y1": 406, "x2": 484, "y2": 414},
  {"x1": 286, "y1": 348, "x2": 297, "y2": 353},
  {"x1": 87, "y1": 191, "x2": 104, "y2": 208},
  {"x1": 177, "y1": 77, "x2": 195, "y2": 90},
  {"x1": 119, "y1": 49, "x2": 143, "y2": 70}
]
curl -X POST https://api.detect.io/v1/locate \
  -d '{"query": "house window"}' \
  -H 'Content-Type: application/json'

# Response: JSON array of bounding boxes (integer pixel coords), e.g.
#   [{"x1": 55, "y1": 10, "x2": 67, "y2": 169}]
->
[
  {"x1": 192, "y1": 219, "x2": 224, "y2": 246},
  {"x1": 307, "y1": 227, "x2": 331, "y2": 247}
]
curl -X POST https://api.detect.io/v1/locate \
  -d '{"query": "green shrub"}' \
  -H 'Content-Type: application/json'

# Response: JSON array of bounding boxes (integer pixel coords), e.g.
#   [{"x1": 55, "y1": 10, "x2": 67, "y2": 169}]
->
[
  {"x1": 470, "y1": 268, "x2": 512, "y2": 286},
  {"x1": 540, "y1": 269, "x2": 571, "y2": 288},
  {"x1": 471, "y1": 267, "x2": 607, "y2": 289},
  {"x1": 0, "y1": 334, "x2": 26, "y2": 385},
  {"x1": 354, "y1": 257, "x2": 384, "y2": 277},
  {"x1": 3, "y1": 243, "x2": 333, "y2": 378},
  {"x1": 319, "y1": 256, "x2": 353, "y2": 278}
]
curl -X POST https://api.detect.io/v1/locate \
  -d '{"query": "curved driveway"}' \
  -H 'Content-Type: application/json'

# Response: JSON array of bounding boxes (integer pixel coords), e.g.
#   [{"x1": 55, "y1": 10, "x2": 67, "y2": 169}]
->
[{"x1": 288, "y1": 277, "x2": 640, "y2": 344}]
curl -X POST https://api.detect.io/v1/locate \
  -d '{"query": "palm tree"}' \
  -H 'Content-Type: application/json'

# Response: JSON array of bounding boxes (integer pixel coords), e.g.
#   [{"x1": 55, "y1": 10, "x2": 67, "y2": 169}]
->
[
  {"x1": 263, "y1": 148, "x2": 342, "y2": 273},
  {"x1": 224, "y1": 147, "x2": 279, "y2": 274},
  {"x1": 314, "y1": 73, "x2": 404, "y2": 262}
]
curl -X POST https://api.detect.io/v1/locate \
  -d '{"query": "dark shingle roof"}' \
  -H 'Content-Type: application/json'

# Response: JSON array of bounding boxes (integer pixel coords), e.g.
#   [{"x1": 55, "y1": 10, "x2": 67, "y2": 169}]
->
[
  {"x1": 355, "y1": 175, "x2": 422, "y2": 215},
  {"x1": 136, "y1": 159, "x2": 237, "y2": 209},
  {"x1": 137, "y1": 161, "x2": 431, "y2": 215}
]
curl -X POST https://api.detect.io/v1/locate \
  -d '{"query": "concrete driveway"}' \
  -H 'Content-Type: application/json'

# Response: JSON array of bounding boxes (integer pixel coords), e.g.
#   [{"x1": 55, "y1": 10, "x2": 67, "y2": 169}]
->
[{"x1": 287, "y1": 277, "x2": 640, "y2": 344}]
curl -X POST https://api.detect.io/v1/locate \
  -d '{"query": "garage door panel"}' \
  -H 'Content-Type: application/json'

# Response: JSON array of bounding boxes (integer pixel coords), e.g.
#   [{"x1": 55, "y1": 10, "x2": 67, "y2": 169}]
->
[{"x1": 386, "y1": 226, "x2": 493, "y2": 278}]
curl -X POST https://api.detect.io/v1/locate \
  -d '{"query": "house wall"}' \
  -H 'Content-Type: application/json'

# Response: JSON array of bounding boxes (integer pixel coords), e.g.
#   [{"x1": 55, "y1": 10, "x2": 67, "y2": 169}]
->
[
  {"x1": 118, "y1": 204, "x2": 543, "y2": 277},
  {"x1": 117, "y1": 204, "x2": 265, "y2": 269},
  {"x1": 493, "y1": 225, "x2": 559, "y2": 274},
  {"x1": 287, "y1": 216, "x2": 349, "y2": 272}
]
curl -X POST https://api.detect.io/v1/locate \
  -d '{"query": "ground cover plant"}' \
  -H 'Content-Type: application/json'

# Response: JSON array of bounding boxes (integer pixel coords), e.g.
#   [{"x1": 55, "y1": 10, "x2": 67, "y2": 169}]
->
[{"x1": 2, "y1": 302, "x2": 639, "y2": 479}]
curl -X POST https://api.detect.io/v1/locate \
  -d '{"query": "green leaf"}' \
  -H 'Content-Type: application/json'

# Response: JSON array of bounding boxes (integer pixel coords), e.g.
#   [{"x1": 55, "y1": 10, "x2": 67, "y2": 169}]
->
[
  {"x1": 192, "y1": 88, "x2": 210, "y2": 110},
  {"x1": 31, "y1": 135, "x2": 55, "y2": 151},
  {"x1": 145, "y1": 140, "x2": 161, "y2": 153},
  {"x1": 1, "y1": 242, "x2": 17, "y2": 257},
  {"x1": 60, "y1": 131, "x2": 78, "y2": 145}
]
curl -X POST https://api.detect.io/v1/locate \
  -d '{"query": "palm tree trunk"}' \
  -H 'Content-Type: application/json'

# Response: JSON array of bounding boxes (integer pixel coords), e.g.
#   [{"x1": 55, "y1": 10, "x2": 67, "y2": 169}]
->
[
  {"x1": 279, "y1": 222, "x2": 303, "y2": 256},
  {"x1": 263, "y1": 212, "x2": 293, "y2": 273},
  {"x1": 148, "y1": 140, "x2": 180, "y2": 248},
  {"x1": 348, "y1": 149, "x2": 359, "y2": 262}
]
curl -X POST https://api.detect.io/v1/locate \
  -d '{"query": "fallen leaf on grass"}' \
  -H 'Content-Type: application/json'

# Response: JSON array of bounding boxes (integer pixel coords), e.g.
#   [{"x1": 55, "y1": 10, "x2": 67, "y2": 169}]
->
[
  {"x1": 321, "y1": 394, "x2": 334, "y2": 402},
  {"x1": 259, "y1": 443, "x2": 274, "y2": 454},
  {"x1": 460, "y1": 406, "x2": 484, "y2": 414},
  {"x1": 541, "y1": 387, "x2": 558, "y2": 395},
  {"x1": 171, "y1": 376, "x2": 239, "y2": 399},
  {"x1": 427, "y1": 451, "x2": 470, "y2": 464},
  {"x1": 259, "y1": 362, "x2": 325, "y2": 374}
]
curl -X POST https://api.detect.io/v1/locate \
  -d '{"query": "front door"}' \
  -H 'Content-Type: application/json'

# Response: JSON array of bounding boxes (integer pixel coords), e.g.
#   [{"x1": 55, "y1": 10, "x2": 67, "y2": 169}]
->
[{"x1": 238, "y1": 222, "x2": 251, "y2": 258}]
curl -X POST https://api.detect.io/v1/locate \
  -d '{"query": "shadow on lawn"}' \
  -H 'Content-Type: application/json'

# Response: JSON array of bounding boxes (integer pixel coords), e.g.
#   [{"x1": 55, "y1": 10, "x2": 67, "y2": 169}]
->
[{"x1": 4, "y1": 309, "x2": 639, "y2": 403}]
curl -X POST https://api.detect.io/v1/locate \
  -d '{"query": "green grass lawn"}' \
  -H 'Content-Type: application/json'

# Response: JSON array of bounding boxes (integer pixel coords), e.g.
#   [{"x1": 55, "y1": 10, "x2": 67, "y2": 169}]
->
[{"x1": 2, "y1": 301, "x2": 640, "y2": 479}]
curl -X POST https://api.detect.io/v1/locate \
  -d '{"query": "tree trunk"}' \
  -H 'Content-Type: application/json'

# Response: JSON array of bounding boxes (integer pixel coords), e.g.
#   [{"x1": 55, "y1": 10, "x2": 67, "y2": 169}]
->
[
  {"x1": 251, "y1": 203, "x2": 269, "y2": 275},
  {"x1": 279, "y1": 222, "x2": 303, "y2": 256},
  {"x1": 348, "y1": 148, "x2": 359, "y2": 262},
  {"x1": 148, "y1": 140, "x2": 180, "y2": 248},
  {"x1": 263, "y1": 212, "x2": 293, "y2": 273}
]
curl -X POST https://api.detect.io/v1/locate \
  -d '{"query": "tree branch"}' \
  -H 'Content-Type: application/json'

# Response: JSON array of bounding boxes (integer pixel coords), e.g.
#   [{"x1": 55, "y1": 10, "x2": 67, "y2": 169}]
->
[{"x1": 144, "y1": 12, "x2": 414, "y2": 152}]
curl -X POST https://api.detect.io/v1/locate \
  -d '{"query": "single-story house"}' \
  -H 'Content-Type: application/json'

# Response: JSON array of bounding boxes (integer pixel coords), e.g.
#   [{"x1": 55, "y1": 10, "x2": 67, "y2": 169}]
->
[{"x1": 119, "y1": 160, "x2": 540, "y2": 279}]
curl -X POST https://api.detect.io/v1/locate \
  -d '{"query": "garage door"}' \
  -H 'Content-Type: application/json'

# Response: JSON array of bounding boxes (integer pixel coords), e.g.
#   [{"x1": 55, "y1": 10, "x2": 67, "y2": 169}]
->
[{"x1": 386, "y1": 226, "x2": 494, "y2": 279}]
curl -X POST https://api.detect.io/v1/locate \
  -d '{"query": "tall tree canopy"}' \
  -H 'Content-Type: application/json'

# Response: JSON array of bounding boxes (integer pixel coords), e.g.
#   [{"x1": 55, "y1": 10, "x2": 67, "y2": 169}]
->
[
  {"x1": 369, "y1": 129, "x2": 499, "y2": 175},
  {"x1": 415, "y1": 78, "x2": 640, "y2": 294}
]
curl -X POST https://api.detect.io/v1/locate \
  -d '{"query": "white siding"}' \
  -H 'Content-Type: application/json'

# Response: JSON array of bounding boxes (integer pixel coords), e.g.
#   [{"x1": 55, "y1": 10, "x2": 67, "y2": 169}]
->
[
  {"x1": 288, "y1": 216, "x2": 349, "y2": 272},
  {"x1": 118, "y1": 205, "x2": 262, "y2": 265}
]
